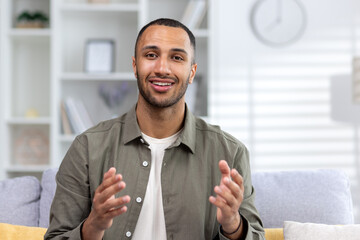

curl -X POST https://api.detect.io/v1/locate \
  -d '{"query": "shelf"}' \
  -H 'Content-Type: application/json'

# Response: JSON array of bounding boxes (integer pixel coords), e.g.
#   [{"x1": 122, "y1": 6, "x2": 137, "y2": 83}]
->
[
  {"x1": 61, "y1": 72, "x2": 136, "y2": 81},
  {"x1": 6, "y1": 165, "x2": 51, "y2": 173},
  {"x1": 7, "y1": 117, "x2": 51, "y2": 125},
  {"x1": 0, "y1": 0, "x2": 211, "y2": 180},
  {"x1": 9, "y1": 29, "x2": 51, "y2": 38},
  {"x1": 61, "y1": 3, "x2": 139, "y2": 12}
]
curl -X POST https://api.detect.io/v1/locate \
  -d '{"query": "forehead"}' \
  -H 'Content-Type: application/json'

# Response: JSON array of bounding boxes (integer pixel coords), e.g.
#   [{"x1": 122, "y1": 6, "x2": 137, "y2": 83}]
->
[{"x1": 138, "y1": 25, "x2": 192, "y2": 52}]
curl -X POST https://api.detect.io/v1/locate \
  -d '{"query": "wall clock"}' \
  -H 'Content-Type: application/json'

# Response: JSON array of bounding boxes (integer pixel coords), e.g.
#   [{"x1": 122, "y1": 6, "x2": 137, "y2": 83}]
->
[{"x1": 250, "y1": 0, "x2": 307, "y2": 47}]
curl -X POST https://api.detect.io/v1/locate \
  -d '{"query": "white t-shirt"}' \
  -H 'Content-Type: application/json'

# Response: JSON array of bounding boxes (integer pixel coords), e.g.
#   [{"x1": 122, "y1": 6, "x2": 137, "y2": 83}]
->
[{"x1": 132, "y1": 131, "x2": 181, "y2": 240}]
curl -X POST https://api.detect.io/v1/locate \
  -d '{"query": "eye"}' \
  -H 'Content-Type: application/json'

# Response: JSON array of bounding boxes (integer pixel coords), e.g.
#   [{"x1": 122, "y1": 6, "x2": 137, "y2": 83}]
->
[
  {"x1": 145, "y1": 53, "x2": 157, "y2": 59},
  {"x1": 172, "y1": 55, "x2": 184, "y2": 61}
]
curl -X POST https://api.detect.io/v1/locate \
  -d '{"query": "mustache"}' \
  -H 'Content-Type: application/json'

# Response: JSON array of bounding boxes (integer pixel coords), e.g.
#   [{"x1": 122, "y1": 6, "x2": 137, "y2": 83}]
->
[{"x1": 146, "y1": 75, "x2": 178, "y2": 82}]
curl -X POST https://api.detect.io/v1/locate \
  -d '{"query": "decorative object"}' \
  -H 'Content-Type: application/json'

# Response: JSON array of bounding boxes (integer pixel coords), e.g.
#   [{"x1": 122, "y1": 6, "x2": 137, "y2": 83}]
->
[
  {"x1": 85, "y1": 39, "x2": 115, "y2": 73},
  {"x1": 14, "y1": 128, "x2": 49, "y2": 165},
  {"x1": 98, "y1": 82, "x2": 130, "y2": 108},
  {"x1": 25, "y1": 108, "x2": 39, "y2": 118},
  {"x1": 16, "y1": 11, "x2": 49, "y2": 28},
  {"x1": 250, "y1": 0, "x2": 307, "y2": 47}
]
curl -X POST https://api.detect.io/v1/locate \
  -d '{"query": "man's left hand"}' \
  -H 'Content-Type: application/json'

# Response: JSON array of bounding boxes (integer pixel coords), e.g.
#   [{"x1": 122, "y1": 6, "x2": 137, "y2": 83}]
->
[{"x1": 209, "y1": 160, "x2": 244, "y2": 238}]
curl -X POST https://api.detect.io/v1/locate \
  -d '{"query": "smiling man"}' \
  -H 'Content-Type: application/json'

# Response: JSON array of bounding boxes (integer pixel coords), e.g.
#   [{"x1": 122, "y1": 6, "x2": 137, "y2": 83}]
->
[{"x1": 45, "y1": 18, "x2": 264, "y2": 240}]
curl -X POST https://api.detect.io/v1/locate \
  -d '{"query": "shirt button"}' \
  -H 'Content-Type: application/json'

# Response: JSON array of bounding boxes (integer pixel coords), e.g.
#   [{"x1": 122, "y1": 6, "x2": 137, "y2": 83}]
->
[
  {"x1": 140, "y1": 138, "x2": 145, "y2": 144},
  {"x1": 136, "y1": 197, "x2": 142, "y2": 203},
  {"x1": 126, "y1": 231, "x2": 132, "y2": 237},
  {"x1": 142, "y1": 161, "x2": 149, "y2": 167}
]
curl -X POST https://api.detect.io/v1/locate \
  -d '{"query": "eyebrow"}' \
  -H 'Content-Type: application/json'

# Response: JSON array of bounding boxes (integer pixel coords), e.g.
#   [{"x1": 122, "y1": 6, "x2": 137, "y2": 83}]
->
[{"x1": 141, "y1": 45, "x2": 188, "y2": 56}]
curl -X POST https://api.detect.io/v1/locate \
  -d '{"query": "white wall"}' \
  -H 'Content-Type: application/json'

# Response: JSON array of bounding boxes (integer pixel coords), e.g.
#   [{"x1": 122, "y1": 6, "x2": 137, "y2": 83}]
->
[{"x1": 210, "y1": 0, "x2": 360, "y2": 223}]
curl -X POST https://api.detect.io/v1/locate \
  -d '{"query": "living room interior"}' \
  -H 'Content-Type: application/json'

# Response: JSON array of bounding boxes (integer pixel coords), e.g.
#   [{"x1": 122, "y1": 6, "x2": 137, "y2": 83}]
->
[{"x1": 0, "y1": 0, "x2": 359, "y2": 239}]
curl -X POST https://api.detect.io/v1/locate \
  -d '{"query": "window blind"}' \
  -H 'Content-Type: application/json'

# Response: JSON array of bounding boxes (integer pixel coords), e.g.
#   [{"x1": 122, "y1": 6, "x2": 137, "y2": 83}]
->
[{"x1": 209, "y1": 25, "x2": 360, "y2": 223}]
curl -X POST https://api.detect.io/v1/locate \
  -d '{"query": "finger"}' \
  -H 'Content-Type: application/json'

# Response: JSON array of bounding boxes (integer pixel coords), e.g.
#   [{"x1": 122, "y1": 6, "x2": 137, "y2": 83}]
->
[
  {"x1": 214, "y1": 185, "x2": 237, "y2": 207},
  {"x1": 223, "y1": 176, "x2": 242, "y2": 200},
  {"x1": 209, "y1": 195, "x2": 231, "y2": 213},
  {"x1": 103, "y1": 167, "x2": 116, "y2": 181},
  {"x1": 97, "y1": 173, "x2": 123, "y2": 194},
  {"x1": 219, "y1": 160, "x2": 231, "y2": 176},
  {"x1": 104, "y1": 195, "x2": 131, "y2": 213},
  {"x1": 231, "y1": 169, "x2": 244, "y2": 193},
  {"x1": 105, "y1": 205, "x2": 128, "y2": 219},
  {"x1": 97, "y1": 181, "x2": 126, "y2": 204}
]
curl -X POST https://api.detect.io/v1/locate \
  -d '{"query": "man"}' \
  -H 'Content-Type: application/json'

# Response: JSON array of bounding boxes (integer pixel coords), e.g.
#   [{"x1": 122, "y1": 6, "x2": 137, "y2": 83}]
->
[{"x1": 45, "y1": 18, "x2": 264, "y2": 240}]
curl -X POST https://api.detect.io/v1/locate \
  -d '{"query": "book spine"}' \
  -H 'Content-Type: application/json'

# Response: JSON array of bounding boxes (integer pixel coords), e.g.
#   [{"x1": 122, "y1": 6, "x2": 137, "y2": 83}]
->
[
  {"x1": 60, "y1": 101, "x2": 74, "y2": 135},
  {"x1": 64, "y1": 97, "x2": 86, "y2": 134}
]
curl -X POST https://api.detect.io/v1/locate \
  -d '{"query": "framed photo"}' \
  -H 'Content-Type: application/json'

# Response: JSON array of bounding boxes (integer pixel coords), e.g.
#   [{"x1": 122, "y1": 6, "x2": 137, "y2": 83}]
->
[{"x1": 85, "y1": 39, "x2": 115, "y2": 73}]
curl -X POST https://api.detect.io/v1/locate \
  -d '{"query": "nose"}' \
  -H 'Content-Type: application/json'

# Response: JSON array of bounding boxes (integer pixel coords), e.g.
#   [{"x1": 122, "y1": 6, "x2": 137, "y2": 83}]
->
[{"x1": 154, "y1": 56, "x2": 171, "y2": 75}]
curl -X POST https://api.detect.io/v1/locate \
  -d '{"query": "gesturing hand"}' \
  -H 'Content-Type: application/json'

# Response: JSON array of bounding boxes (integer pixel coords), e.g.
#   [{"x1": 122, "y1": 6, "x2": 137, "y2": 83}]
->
[
  {"x1": 82, "y1": 167, "x2": 131, "y2": 240},
  {"x1": 209, "y1": 160, "x2": 244, "y2": 238}
]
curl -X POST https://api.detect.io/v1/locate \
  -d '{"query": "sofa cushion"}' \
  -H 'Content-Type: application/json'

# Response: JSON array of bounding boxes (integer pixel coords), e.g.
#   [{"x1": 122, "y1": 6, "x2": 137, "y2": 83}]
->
[
  {"x1": 283, "y1": 221, "x2": 360, "y2": 240},
  {"x1": 0, "y1": 223, "x2": 47, "y2": 240},
  {"x1": 264, "y1": 228, "x2": 284, "y2": 240},
  {"x1": 39, "y1": 168, "x2": 58, "y2": 228},
  {"x1": 252, "y1": 169, "x2": 354, "y2": 228},
  {"x1": 0, "y1": 176, "x2": 41, "y2": 226}
]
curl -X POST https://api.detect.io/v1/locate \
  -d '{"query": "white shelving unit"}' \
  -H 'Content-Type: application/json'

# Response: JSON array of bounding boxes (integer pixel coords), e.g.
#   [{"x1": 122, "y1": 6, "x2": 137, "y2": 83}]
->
[
  {"x1": 0, "y1": 0, "x2": 213, "y2": 180},
  {"x1": 0, "y1": 0, "x2": 52, "y2": 179}
]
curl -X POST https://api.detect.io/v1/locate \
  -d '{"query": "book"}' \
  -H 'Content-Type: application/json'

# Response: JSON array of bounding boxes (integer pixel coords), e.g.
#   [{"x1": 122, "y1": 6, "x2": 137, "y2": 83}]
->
[
  {"x1": 77, "y1": 100, "x2": 94, "y2": 129},
  {"x1": 60, "y1": 101, "x2": 73, "y2": 135},
  {"x1": 181, "y1": 0, "x2": 207, "y2": 30},
  {"x1": 63, "y1": 97, "x2": 94, "y2": 134}
]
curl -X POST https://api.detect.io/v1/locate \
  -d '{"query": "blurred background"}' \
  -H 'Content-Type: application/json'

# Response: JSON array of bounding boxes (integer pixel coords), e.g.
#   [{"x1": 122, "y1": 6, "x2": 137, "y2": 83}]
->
[{"x1": 0, "y1": 0, "x2": 359, "y2": 223}]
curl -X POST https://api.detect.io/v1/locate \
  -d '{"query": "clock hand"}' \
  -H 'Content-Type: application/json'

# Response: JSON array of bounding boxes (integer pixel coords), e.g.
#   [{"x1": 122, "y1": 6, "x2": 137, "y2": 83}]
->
[
  {"x1": 266, "y1": 0, "x2": 282, "y2": 31},
  {"x1": 265, "y1": 18, "x2": 280, "y2": 31},
  {"x1": 277, "y1": 0, "x2": 282, "y2": 23}
]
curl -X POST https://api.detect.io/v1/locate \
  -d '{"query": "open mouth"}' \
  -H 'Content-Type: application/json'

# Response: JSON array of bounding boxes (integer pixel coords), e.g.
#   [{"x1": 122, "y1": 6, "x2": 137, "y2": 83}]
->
[
  {"x1": 151, "y1": 81, "x2": 173, "y2": 86},
  {"x1": 148, "y1": 78, "x2": 175, "y2": 92}
]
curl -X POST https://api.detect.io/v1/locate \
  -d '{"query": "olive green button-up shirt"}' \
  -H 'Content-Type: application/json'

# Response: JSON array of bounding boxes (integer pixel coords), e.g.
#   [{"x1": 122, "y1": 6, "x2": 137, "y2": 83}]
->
[{"x1": 45, "y1": 105, "x2": 264, "y2": 240}]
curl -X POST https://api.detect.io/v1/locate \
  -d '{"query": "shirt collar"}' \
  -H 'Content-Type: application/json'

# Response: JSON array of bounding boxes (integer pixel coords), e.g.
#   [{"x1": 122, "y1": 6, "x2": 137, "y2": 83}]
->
[
  {"x1": 123, "y1": 105, "x2": 142, "y2": 144},
  {"x1": 123, "y1": 104, "x2": 196, "y2": 154}
]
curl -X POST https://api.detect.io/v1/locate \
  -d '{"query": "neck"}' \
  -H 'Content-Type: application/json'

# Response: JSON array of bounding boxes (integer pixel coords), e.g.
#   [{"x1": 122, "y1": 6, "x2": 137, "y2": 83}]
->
[{"x1": 136, "y1": 98, "x2": 186, "y2": 139}]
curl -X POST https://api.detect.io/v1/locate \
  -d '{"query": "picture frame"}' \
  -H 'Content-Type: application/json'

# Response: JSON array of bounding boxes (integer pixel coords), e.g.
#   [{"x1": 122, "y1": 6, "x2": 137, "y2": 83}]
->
[{"x1": 85, "y1": 39, "x2": 115, "y2": 73}]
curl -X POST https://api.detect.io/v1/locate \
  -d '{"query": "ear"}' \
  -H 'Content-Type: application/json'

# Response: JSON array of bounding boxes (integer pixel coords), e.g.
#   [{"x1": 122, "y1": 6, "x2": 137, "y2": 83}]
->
[
  {"x1": 188, "y1": 63, "x2": 197, "y2": 84},
  {"x1": 132, "y1": 56, "x2": 137, "y2": 78}
]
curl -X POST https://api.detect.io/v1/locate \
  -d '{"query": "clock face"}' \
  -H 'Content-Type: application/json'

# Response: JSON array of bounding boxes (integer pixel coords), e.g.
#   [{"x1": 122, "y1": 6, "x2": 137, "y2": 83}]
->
[{"x1": 250, "y1": 0, "x2": 307, "y2": 47}]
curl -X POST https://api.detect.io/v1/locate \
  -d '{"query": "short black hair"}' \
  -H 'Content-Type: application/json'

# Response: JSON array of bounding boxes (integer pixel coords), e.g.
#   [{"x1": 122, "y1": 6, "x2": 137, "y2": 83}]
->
[{"x1": 134, "y1": 18, "x2": 196, "y2": 64}]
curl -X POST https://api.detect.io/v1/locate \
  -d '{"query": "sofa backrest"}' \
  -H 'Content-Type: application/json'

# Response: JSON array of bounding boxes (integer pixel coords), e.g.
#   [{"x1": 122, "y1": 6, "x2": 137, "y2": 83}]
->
[
  {"x1": 0, "y1": 176, "x2": 41, "y2": 227},
  {"x1": 252, "y1": 169, "x2": 354, "y2": 228},
  {"x1": 39, "y1": 168, "x2": 58, "y2": 228},
  {"x1": 40, "y1": 168, "x2": 355, "y2": 229}
]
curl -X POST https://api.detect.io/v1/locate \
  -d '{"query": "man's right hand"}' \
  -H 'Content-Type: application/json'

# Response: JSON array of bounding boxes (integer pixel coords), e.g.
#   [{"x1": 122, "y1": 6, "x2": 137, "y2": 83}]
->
[{"x1": 82, "y1": 167, "x2": 131, "y2": 240}]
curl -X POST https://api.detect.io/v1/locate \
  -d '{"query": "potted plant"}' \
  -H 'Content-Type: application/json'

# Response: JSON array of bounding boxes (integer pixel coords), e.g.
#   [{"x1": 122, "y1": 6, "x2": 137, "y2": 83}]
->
[{"x1": 16, "y1": 11, "x2": 49, "y2": 28}]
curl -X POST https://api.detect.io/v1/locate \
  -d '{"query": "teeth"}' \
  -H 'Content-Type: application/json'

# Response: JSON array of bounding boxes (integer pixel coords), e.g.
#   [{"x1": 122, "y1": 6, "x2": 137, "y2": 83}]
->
[{"x1": 153, "y1": 82, "x2": 172, "y2": 86}]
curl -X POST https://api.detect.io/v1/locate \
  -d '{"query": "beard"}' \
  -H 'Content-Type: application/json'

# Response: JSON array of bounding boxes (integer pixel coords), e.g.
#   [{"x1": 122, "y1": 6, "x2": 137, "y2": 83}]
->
[{"x1": 136, "y1": 71, "x2": 190, "y2": 108}]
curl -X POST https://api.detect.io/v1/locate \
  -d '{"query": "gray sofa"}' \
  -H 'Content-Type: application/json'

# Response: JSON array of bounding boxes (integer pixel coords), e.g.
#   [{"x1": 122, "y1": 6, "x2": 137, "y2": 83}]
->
[{"x1": 0, "y1": 168, "x2": 354, "y2": 229}]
